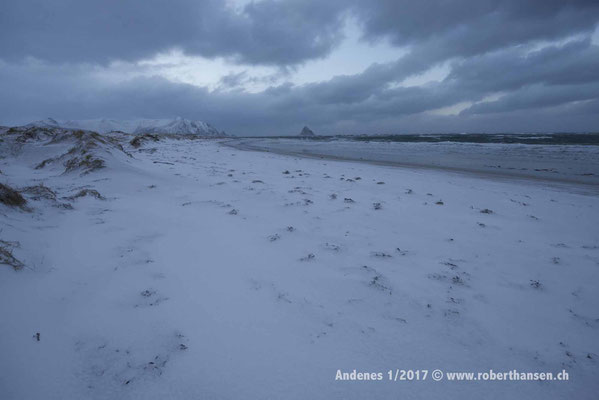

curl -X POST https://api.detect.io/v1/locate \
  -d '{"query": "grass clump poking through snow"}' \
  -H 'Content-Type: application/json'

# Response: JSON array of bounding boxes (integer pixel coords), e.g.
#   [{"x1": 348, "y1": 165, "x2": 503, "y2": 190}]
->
[
  {"x1": 0, "y1": 241, "x2": 24, "y2": 270},
  {"x1": 65, "y1": 189, "x2": 105, "y2": 201},
  {"x1": 0, "y1": 183, "x2": 27, "y2": 207},
  {"x1": 64, "y1": 154, "x2": 105, "y2": 174},
  {"x1": 130, "y1": 134, "x2": 160, "y2": 148},
  {"x1": 21, "y1": 184, "x2": 57, "y2": 201}
]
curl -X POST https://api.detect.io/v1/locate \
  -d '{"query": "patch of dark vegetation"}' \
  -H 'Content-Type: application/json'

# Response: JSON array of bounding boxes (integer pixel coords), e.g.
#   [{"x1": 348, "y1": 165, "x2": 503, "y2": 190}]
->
[
  {"x1": 5, "y1": 126, "x2": 56, "y2": 143},
  {"x1": 373, "y1": 202, "x2": 382, "y2": 210},
  {"x1": 530, "y1": 280, "x2": 542, "y2": 289},
  {"x1": 288, "y1": 187, "x2": 308, "y2": 194},
  {"x1": 136, "y1": 289, "x2": 168, "y2": 307},
  {"x1": 35, "y1": 158, "x2": 56, "y2": 169},
  {"x1": 0, "y1": 183, "x2": 27, "y2": 207},
  {"x1": 0, "y1": 241, "x2": 24, "y2": 271},
  {"x1": 510, "y1": 199, "x2": 529, "y2": 206},
  {"x1": 552, "y1": 257, "x2": 561, "y2": 265},
  {"x1": 362, "y1": 265, "x2": 392, "y2": 294},
  {"x1": 323, "y1": 243, "x2": 341, "y2": 251},
  {"x1": 130, "y1": 134, "x2": 160, "y2": 148},
  {"x1": 371, "y1": 251, "x2": 392, "y2": 258},
  {"x1": 396, "y1": 247, "x2": 409, "y2": 255},
  {"x1": 64, "y1": 154, "x2": 105, "y2": 174},
  {"x1": 65, "y1": 189, "x2": 105, "y2": 201},
  {"x1": 140, "y1": 289, "x2": 156, "y2": 297},
  {"x1": 21, "y1": 184, "x2": 56, "y2": 201},
  {"x1": 21, "y1": 184, "x2": 72, "y2": 209},
  {"x1": 300, "y1": 253, "x2": 315, "y2": 262},
  {"x1": 442, "y1": 261, "x2": 458, "y2": 269},
  {"x1": 25, "y1": 128, "x2": 131, "y2": 174}
]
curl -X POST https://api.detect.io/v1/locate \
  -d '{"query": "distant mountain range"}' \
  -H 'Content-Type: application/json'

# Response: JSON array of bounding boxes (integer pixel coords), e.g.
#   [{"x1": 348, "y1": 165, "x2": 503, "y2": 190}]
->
[{"x1": 25, "y1": 117, "x2": 227, "y2": 136}]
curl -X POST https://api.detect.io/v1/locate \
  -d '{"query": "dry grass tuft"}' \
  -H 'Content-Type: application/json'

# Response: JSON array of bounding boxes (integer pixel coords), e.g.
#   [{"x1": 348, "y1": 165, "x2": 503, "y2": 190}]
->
[
  {"x1": 65, "y1": 189, "x2": 105, "y2": 201},
  {"x1": 0, "y1": 183, "x2": 26, "y2": 207},
  {"x1": 0, "y1": 242, "x2": 24, "y2": 271}
]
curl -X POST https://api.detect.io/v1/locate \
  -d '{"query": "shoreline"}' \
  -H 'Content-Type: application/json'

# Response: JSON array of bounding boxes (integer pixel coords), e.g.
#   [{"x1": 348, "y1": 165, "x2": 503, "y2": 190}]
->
[{"x1": 224, "y1": 139, "x2": 599, "y2": 195}]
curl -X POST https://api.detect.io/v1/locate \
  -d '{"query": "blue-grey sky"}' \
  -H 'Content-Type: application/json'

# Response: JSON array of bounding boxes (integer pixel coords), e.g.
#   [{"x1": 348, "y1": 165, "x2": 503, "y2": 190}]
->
[{"x1": 1, "y1": 0, "x2": 598, "y2": 135}]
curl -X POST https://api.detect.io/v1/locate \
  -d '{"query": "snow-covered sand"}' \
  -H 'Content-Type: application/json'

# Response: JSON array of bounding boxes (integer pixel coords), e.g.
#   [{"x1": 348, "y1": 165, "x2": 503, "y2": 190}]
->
[{"x1": 1, "y1": 133, "x2": 598, "y2": 399}]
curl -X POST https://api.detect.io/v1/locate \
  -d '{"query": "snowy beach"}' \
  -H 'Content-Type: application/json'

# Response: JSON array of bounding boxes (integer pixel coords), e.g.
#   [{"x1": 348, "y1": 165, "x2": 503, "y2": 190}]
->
[{"x1": 1, "y1": 129, "x2": 598, "y2": 399}]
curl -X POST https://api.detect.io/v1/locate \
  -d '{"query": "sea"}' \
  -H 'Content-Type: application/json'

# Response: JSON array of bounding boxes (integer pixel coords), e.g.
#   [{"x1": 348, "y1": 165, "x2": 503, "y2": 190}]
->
[{"x1": 229, "y1": 133, "x2": 599, "y2": 189}]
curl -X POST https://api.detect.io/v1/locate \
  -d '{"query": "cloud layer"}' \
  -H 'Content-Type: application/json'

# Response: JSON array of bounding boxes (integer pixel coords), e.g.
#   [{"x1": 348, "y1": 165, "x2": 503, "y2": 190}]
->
[{"x1": 1, "y1": 0, "x2": 598, "y2": 134}]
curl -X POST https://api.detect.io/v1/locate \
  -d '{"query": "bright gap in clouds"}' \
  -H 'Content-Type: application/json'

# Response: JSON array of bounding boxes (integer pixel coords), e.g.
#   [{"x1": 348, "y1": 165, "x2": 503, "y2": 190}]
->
[
  {"x1": 126, "y1": 18, "x2": 403, "y2": 92},
  {"x1": 428, "y1": 93, "x2": 506, "y2": 116},
  {"x1": 290, "y1": 18, "x2": 403, "y2": 85}
]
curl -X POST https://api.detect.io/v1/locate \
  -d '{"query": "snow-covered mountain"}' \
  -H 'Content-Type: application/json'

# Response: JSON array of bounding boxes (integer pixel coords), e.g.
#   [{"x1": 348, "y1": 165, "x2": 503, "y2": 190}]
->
[{"x1": 25, "y1": 117, "x2": 225, "y2": 136}]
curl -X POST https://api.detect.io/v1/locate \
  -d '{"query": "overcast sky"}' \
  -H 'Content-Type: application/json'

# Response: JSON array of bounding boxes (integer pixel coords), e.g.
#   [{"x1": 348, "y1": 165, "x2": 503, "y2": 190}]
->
[{"x1": 1, "y1": 0, "x2": 598, "y2": 135}]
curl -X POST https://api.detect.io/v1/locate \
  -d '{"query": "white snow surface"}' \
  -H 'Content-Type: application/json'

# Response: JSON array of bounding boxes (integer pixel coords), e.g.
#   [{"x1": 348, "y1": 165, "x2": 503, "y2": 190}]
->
[
  {"x1": 24, "y1": 117, "x2": 223, "y2": 136},
  {"x1": 1, "y1": 132, "x2": 598, "y2": 399}
]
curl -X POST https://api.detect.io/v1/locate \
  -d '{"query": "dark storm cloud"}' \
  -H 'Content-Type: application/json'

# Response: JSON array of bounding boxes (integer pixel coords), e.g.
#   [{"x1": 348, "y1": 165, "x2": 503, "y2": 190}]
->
[
  {"x1": 337, "y1": 0, "x2": 599, "y2": 86},
  {"x1": 354, "y1": 0, "x2": 599, "y2": 60},
  {"x1": 462, "y1": 82, "x2": 599, "y2": 115},
  {"x1": 0, "y1": 0, "x2": 599, "y2": 133},
  {"x1": 4, "y1": 0, "x2": 598, "y2": 67},
  {"x1": 0, "y1": 0, "x2": 346, "y2": 65},
  {"x1": 448, "y1": 39, "x2": 599, "y2": 92}
]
